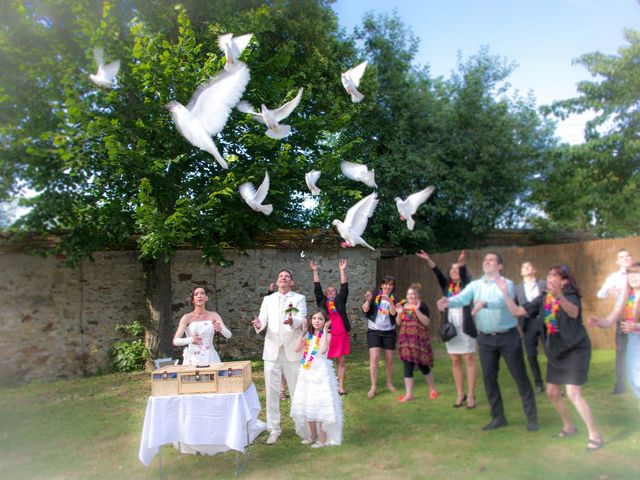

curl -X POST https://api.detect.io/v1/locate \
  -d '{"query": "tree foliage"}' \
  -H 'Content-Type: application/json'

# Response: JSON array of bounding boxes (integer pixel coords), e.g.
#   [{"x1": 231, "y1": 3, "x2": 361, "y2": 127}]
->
[
  {"x1": 312, "y1": 12, "x2": 555, "y2": 252},
  {"x1": 1, "y1": 0, "x2": 356, "y2": 264},
  {"x1": 537, "y1": 29, "x2": 640, "y2": 236}
]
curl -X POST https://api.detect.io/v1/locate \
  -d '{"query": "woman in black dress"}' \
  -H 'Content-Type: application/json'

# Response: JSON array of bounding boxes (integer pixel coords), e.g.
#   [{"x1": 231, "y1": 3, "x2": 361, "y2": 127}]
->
[{"x1": 496, "y1": 265, "x2": 604, "y2": 451}]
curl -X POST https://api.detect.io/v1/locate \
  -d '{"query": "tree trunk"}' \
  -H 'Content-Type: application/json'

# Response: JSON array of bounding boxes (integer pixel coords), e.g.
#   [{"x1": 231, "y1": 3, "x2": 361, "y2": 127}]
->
[{"x1": 143, "y1": 257, "x2": 174, "y2": 359}]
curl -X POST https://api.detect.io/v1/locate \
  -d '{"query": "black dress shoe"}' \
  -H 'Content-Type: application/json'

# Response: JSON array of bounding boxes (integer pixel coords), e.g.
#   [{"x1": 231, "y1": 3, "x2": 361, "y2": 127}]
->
[
  {"x1": 482, "y1": 418, "x2": 507, "y2": 431},
  {"x1": 611, "y1": 385, "x2": 626, "y2": 395},
  {"x1": 527, "y1": 421, "x2": 539, "y2": 432}
]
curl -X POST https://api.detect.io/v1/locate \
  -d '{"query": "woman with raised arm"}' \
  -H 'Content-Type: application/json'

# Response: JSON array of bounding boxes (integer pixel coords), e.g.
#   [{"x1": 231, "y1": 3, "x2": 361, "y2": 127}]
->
[
  {"x1": 173, "y1": 286, "x2": 231, "y2": 366},
  {"x1": 310, "y1": 259, "x2": 351, "y2": 395},
  {"x1": 496, "y1": 266, "x2": 603, "y2": 452},
  {"x1": 417, "y1": 250, "x2": 477, "y2": 409}
]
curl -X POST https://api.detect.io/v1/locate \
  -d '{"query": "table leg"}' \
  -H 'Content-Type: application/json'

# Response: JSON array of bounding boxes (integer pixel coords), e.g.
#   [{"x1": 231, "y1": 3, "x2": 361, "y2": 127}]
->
[
  {"x1": 158, "y1": 446, "x2": 164, "y2": 480},
  {"x1": 234, "y1": 419, "x2": 252, "y2": 476}
]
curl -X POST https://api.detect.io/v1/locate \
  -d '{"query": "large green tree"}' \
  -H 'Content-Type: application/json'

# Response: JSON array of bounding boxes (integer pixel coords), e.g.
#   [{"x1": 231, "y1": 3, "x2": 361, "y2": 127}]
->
[
  {"x1": 536, "y1": 29, "x2": 640, "y2": 236},
  {"x1": 0, "y1": 0, "x2": 356, "y2": 356}
]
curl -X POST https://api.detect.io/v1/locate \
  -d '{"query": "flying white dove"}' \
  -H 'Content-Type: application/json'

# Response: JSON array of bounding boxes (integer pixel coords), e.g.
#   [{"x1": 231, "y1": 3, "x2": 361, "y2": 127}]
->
[
  {"x1": 166, "y1": 62, "x2": 250, "y2": 169},
  {"x1": 332, "y1": 192, "x2": 378, "y2": 250},
  {"x1": 341, "y1": 61, "x2": 368, "y2": 103},
  {"x1": 305, "y1": 170, "x2": 321, "y2": 196},
  {"x1": 239, "y1": 171, "x2": 273, "y2": 215},
  {"x1": 395, "y1": 185, "x2": 435, "y2": 231},
  {"x1": 218, "y1": 33, "x2": 253, "y2": 72},
  {"x1": 89, "y1": 47, "x2": 120, "y2": 88},
  {"x1": 340, "y1": 160, "x2": 376, "y2": 188},
  {"x1": 237, "y1": 88, "x2": 303, "y2": 139}
]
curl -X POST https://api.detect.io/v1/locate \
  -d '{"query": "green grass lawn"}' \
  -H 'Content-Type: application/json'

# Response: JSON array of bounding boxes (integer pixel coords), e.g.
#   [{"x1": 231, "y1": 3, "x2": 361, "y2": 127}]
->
[{"x1": 1, "y1": 344, "x2": 638, "y2": 480}]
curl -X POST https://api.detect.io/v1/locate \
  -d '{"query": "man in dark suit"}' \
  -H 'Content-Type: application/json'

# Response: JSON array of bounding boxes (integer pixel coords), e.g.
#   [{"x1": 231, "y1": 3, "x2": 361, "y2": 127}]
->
[{"x1": 515, "y1": 261, "x2": 546, "y2": 394}]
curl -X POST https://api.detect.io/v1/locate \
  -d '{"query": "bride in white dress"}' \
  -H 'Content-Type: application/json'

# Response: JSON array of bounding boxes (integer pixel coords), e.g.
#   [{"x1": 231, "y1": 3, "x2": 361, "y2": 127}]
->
[
  {"x1": 171, "y1": 286, "x2": 243, "y2": 457},
  {"x1": 173, "y1": 286, "x2": 231, "y2": 365},
  {"x1": 290, "y1": 311, "x2": 343, "y2": 448}
]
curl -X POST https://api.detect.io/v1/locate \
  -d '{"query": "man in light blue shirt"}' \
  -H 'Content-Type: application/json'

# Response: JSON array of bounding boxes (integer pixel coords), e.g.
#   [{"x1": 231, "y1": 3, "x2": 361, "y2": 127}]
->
[{"x1": 438, "y1": 252, "x2": 537, "y2": 432}]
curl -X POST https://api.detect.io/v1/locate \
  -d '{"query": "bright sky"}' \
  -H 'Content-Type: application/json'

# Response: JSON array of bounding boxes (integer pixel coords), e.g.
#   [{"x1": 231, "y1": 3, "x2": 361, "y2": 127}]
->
[{"x1": 332, "y1": 0, "x2": 640, "y2": 144}]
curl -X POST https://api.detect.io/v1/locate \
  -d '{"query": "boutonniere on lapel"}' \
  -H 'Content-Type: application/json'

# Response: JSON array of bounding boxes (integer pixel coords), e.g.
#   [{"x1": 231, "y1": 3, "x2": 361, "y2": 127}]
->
[{"x1": 284, "y1": 303, "x2": 298, "y2": 325}]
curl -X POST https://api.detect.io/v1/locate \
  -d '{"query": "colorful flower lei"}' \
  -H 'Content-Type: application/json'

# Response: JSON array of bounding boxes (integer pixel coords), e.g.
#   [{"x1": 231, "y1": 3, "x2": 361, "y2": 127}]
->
[
  {"x1": 543, "y1": 292, "x2": 560, "y2": 335},
  {"x1": 399, "y1": 299, "x2": 416, "y2": 321},
  {"x1": 447, "y1": 281, "x2": 461, "y2": 298},
  {"x1": 327, "y1": 299, "x2": 337, "y2": 314},
  {"x1": 375, "y1": 291, "x2": 395, "y2": 315},
  {"x1": 300, "y1": 332, "x2": 322, "y2": 369},
  {"x1": 625, "y1": 291, "x2": 636, "y2": 322}
]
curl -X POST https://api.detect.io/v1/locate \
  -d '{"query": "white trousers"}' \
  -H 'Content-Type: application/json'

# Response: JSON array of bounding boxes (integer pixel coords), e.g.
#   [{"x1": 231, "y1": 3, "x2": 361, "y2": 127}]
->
[{"x1": 264, "y1": 347, "x2": 305, "y2": 437}]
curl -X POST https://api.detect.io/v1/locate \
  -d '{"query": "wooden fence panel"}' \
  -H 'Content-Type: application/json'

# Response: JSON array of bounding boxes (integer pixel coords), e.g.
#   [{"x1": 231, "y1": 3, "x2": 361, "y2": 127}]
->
[{"x1": 377, "y1": 236, "x2": 640, "y2": 349}]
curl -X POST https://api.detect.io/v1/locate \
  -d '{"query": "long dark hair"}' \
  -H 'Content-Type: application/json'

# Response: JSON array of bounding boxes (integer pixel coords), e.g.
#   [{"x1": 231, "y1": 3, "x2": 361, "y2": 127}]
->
[
  {"x1": 307, "y1": 310, "x2": 328, "y2": 334},
  {"x1": 548, "y1": 264, "x2": 580, "y2": 296}
]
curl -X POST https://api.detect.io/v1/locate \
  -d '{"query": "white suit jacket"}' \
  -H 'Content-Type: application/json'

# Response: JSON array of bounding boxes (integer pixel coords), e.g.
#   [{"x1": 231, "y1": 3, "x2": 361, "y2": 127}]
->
[{"x1": 257, "y1": 290, "x2": 307, "y2": 362}]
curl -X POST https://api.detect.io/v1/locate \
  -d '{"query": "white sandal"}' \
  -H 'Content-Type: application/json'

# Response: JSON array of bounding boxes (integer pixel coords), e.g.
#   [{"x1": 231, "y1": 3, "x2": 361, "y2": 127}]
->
[
  {"x1": 311, "y1": 440, "x2": 325, "y2": 448},
  {"x1": 300, "y1": 437, "x2": 316, "y2": 445}
]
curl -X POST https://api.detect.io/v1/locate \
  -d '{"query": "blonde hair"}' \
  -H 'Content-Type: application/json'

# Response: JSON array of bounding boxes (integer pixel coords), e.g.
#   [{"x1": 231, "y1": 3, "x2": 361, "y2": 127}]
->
[{"x1": 408, "y1": 282, "x2": 422, "y2": 299}]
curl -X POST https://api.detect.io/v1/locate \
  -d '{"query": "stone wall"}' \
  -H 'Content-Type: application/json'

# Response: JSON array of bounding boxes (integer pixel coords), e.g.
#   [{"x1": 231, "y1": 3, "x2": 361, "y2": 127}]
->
[{"x1": 0, "y1": 246, "x2": 377, "y2": 385}]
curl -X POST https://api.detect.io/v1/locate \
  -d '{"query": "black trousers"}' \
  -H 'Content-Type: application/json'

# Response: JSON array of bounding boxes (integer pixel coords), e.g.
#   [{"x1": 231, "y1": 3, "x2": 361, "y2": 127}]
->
[
  {"x1": 523, "y1": 320, "x2": 544, "y2": 387},
  {"x1": 478, "y1": 329, "x2": 537, "y2": 423},
  {"x1": 615, "y1": 321, "x2": 628, "y2": 389}
]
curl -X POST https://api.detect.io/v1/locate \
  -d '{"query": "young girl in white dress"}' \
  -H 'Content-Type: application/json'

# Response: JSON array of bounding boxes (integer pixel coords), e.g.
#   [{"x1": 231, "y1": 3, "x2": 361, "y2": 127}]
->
[
  {"x1": 173, "y1": 286, "x2": 231, "y2": 365},
  {"x1": 290, "y1": 311, "x2": 343, "y2": 448}
]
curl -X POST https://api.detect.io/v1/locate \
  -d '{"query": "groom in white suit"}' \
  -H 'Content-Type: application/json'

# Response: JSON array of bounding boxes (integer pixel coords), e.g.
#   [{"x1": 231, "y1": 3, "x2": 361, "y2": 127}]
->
[{"x1": 252, "y1": 268, "x2": 307, "y2": 444}]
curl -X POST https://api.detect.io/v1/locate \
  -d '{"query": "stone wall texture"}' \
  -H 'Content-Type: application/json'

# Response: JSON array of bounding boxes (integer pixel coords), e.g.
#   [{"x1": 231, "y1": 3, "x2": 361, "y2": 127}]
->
[{"x1": 0, "y1": 247, "x2": 377, "y2": 385}]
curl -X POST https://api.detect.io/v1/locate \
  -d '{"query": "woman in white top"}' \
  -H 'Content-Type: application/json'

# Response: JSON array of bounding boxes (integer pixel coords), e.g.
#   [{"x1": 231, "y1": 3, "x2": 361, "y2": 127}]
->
[
  {"x1": 173, "y1": 286, "x2": 231, "y2": 365},
  {"x1": 417, "y1": 250, "x2": 478, "y2": 409}
]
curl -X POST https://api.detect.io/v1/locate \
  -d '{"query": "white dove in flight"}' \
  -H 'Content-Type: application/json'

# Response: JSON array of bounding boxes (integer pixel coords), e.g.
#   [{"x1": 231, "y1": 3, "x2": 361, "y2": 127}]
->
[
  {"x1": 332, "y1": 192, "x2": 378, "y2": 250},
  {"x1": 218, "y1": 33, "x2": 253, "y2": 72},
  {"x1": 395, "y1": 185, "x2": 435, "y2": 231},
  {"x1": 237, "y1": 88, "x2": 303, "y2": 139},
  {"x1": 305, "y1": 170, "x2": 321, "y2": 196},
  {"x1": 239, "y1": 171, "x2": 273, "y2": 215},
  {"x1": 340, "y1": 160, "x2": 376, "y2": 188},
  {"x1": 165, "y1": 61, "x2": 250, "y2": 169},
  {"x1": 89, "y1": 47, "x2": 120, "y2": 88},
  {"x1": 341, "y1": 61, "x2": 368, "y2": 103}
]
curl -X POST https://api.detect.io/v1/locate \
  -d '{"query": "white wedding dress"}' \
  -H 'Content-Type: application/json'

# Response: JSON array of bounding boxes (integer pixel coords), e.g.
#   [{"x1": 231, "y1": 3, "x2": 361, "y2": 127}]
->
[{"x1": 181, "y1": 320, "x2": 230, "y2": 366}]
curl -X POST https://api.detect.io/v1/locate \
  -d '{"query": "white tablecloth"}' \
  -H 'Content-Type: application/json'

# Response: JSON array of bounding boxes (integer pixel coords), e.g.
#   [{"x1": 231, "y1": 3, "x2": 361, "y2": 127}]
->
[{"x1": 138, "y1": 383, "x2": 266, "y2": 466}]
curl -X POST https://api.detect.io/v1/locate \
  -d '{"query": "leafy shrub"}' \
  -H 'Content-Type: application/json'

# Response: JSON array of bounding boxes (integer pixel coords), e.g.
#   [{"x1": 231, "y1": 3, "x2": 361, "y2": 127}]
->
[{"x1": 109, "y1": 320, "x2": 150, "y2": 372}]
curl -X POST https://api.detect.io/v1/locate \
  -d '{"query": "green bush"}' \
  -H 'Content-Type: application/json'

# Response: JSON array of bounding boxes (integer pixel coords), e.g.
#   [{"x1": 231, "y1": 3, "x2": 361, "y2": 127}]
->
[{"x1": 109, "y1": 320, "x2": 150, "y2": 372}]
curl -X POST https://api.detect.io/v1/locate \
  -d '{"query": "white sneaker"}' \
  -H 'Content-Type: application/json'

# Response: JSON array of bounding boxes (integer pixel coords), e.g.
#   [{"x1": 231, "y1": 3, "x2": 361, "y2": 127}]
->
[
  {"x1": 265, "y1": 432, "x2": 280, "y2": 445},
  {"x1": 300, "y1": 437, "x2": 316, "y2": 445},
  {"x1": 311, "y1": 441, "x2": 325, "y2": 448}
]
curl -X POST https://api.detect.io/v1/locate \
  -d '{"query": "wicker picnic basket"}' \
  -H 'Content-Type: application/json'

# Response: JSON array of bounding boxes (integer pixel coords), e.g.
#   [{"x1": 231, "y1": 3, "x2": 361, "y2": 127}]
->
[
  {"x1": 150, "y1": 365, "x2": 186, "y2": 397},
  {"x1": 150, "y1": 361, "x2": 252, "y2": 396},
  {"x1": 177, "y1": 366, "x2": 219, "y2": 394},
  {"x1": 217, "y1": 361, "x2": 252, "y2": 393}
]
